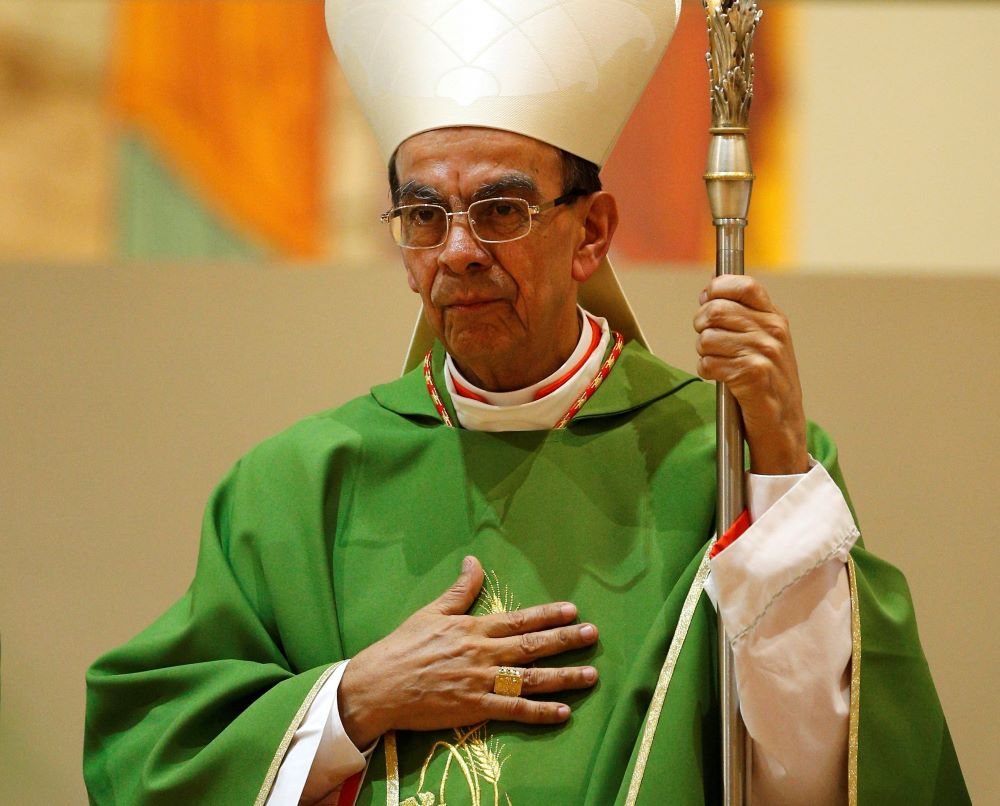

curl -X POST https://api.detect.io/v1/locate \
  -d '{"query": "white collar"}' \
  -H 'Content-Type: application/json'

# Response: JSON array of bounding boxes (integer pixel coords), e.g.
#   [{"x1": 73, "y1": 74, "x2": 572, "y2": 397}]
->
[{"x1": 445, "y1": 308, "x2": 610, "y2": 432}]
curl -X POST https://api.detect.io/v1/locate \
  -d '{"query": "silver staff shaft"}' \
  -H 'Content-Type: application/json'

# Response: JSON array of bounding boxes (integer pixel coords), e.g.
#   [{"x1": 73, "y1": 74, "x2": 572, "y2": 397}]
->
[
  {"x1": 713, "y1": 219, "x2": 749, "y2": 806},
  {"x1": 703, "y1": 2, "x2": 763, "y2": 803}
]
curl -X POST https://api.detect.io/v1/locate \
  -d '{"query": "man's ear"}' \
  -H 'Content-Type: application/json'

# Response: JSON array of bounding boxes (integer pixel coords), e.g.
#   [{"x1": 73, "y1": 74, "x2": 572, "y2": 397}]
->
[{"x1": 571, "y1": 191, "x2": 618, "y2": 283}]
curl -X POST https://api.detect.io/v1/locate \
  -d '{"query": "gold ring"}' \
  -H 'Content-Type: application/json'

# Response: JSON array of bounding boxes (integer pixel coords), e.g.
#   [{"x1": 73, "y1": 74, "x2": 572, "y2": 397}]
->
[{"x1": 493, "y1": 666, "x2": 524, "y2": 697}]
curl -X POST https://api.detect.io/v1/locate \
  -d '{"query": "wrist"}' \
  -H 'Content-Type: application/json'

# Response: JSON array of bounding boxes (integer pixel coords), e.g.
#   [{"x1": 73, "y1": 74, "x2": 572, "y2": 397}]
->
[
  {"x1": 338, "y1": 658, "x2": 387, "y2": 749},
  {"x1": 749, "y1": 452, "x2": 809, "y2": 475},
  {"x1": 746, "y1": 423, "x2": 809, "y2": 475}
]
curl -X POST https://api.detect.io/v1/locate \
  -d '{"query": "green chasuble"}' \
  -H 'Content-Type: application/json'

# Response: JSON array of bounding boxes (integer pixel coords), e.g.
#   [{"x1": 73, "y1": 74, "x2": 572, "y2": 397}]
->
[{"x1": 84, "y1": 341, "x2": 969, "y2": 805}]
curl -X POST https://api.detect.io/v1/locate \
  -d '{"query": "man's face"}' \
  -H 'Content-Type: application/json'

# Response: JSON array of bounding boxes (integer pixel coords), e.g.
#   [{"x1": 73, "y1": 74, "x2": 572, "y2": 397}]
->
[{"x1": 393, "y1": 128, "x2": 585, "y2": 385}]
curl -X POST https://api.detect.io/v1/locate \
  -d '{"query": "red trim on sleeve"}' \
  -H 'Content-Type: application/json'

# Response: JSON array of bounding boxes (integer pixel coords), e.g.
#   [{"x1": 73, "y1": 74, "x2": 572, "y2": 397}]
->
[
  {"x1": 710, "y1": 509, "x2": 752, "y2": 558},
  {"x1": 336, "y1": 771, "x2": 364, "y2": 805}
]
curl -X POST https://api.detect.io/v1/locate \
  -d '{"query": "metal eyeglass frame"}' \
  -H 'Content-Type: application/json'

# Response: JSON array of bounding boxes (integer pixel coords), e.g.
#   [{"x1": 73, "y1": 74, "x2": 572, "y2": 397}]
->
[{"x1": 379, "y1": 189, "x2": 587, "y2": 249}]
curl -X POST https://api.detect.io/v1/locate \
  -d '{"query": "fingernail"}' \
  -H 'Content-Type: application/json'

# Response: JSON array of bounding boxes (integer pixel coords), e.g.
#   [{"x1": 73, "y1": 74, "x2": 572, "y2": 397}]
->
[
  {"x1": 462, "y1": 556, "x2": 474, "y2": 571},
  {"x1": 557, "y1": 705, "x2": 571, "y2": 719},
  {"x1": 561, "y1": 603, "x2": 577, "y2": 619},
  {"x1": 580, "y1": 624, "x2": 596, "y2": 640},
  {"x1": 699, "y1": 290, "x2": 708, "y2": 304},
  {"x1": 583, "y1": 667, "x2": 597, "y2": 683}
]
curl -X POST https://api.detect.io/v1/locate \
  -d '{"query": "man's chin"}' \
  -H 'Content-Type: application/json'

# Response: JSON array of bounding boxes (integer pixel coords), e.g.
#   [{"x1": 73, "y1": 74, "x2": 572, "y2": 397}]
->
[{"x1": 443, "y1": 324, "x2": 517, "y2": 366}]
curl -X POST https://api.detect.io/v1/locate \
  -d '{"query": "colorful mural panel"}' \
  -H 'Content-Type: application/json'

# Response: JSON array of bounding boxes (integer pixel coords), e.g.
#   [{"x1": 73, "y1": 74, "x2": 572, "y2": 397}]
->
[
  {"x1": 0, "y1": 1, "x2": 997, "y2": 272},
  {"x1": 111, "y1": 0, "x2": 328, "y2": 259}
]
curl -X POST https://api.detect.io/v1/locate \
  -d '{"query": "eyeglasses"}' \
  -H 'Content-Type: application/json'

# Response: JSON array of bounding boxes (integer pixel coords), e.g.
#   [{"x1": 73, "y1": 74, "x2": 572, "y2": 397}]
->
[{"x1": 380, "y1": 190, "x2": 586, "y2": 249}]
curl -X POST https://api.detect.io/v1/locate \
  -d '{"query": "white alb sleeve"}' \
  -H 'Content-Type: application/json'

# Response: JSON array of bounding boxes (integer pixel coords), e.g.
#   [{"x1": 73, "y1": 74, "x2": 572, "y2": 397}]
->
[
  {"x1": 266, "y1": 659, "x2": 372, "y2": 805},
  {"x1": 705, "y1": 459, "x2": 860, "y2": 806}
]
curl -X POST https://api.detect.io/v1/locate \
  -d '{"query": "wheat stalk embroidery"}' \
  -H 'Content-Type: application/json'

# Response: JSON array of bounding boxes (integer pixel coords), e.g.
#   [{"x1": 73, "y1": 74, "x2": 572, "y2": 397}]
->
[{"x1": 474, "y1": 570, "x2": 519, "y2": 616}]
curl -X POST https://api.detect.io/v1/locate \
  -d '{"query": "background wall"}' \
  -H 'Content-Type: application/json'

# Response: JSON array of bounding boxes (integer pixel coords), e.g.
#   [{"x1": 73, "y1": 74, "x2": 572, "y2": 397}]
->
[
  {"x1": 2, "y1": 265, "x2": 998, "y2": 803},
  {"x1": 788, "y1": 3, "x2": 1000, "y2": 273}
]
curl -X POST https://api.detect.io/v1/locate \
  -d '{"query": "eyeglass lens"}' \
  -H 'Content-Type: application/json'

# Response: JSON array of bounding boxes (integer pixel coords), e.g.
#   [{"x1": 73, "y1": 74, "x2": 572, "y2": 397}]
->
[{"x1": 392, "y1": 198, "x2": 532, "y2": 247}]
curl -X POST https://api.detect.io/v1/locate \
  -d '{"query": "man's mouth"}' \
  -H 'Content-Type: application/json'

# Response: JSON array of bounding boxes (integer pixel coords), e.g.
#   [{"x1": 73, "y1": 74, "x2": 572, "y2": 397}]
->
[{"x1": 445, "y1": 298, "x2": 501, "y2": 312}]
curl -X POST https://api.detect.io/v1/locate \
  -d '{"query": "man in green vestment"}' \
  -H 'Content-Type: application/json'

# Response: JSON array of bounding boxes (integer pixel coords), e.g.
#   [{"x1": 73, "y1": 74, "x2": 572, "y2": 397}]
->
[{"x1": 84, "y1": 2, "x2": 969, "y2": 804}]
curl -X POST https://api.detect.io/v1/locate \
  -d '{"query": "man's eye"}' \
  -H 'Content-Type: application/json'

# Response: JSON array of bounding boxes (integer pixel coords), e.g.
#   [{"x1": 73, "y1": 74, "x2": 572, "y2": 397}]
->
[
  {"x1": 480, "y1": 200, "x2": 523, "y2": 219},
  {"x1": 406, "y1": 207, "x2": 440, "y2": 225}
]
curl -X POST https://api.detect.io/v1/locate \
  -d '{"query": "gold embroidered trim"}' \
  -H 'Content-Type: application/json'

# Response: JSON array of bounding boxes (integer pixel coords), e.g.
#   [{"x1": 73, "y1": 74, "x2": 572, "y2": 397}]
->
[
  {"x1": 475, "y1": 570, "x2": 519, "y2": 616},
  {"x1": 385, "y1": 731, "x2": 400, "y2": 806},
  {"x1": 846, "y1": 554, "x2": 861, "y2": 806},
  {"x1": 388, "y1": 569, "x2": 516, "y2": 806},
  {"x1": 395, "y1": 723, "x2": 510, "y2": 806},
  {"x1": 553, "y1": 330, "x2": 625, "y2": 429},
  {"x1": 625, "y1": 544, "x2": 715, "y2": 806},
  {"x1": 253, "y1": 660, "x2": 345, "y2": 806}
]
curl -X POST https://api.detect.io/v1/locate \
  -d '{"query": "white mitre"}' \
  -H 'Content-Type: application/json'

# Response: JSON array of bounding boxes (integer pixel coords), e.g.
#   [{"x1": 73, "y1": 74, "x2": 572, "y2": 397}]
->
[{"x1": 325, "y1": 0, "x2": 682, "y2": 371}]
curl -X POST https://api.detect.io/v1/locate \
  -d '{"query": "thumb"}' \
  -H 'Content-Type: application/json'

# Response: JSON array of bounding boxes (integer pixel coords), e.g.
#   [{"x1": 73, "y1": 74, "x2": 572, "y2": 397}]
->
[{"x1": 431, "y1": 556, "x2": 484, "y2": 615}]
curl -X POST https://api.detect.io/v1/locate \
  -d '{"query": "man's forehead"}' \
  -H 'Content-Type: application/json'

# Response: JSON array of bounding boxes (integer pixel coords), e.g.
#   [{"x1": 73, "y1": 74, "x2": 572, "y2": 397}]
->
[{"x1": 394, "y1": 127, "x2": 563, "y2": 190}]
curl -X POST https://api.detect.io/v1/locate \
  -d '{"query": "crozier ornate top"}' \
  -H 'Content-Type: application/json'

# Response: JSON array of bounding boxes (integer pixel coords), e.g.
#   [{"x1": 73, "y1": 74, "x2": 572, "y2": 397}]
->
[{"x1": 704, "y1": 0, "x2": 763, "y2": 130}]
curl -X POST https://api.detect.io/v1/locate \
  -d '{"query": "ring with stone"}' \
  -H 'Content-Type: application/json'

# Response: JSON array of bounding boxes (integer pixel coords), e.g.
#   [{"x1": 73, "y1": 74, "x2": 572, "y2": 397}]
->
[{"x1": 493, "y1": 666, "x2": 524, "y2": 697}]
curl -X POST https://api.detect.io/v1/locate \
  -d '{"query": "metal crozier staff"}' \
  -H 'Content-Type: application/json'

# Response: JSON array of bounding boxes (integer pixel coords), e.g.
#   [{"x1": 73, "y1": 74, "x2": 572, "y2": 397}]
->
[{"x1": 704, "y1": 1, "x2": 763, "y2": 803}]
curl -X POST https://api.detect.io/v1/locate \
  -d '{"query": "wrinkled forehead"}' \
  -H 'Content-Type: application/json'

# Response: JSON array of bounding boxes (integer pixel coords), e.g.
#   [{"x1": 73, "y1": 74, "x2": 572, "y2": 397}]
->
[{"x1": 393, "y1": 126, "x2": 565, "y2": 198}]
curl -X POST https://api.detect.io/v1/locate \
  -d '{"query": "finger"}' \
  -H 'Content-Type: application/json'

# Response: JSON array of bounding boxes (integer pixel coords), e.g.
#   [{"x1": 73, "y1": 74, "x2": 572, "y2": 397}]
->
[
  {"x1": 693, "y1": 299, "x2": 761, "y2": 335},
  {"x1": 429, "y1": 556, "x2": 485, "y2": 616},
  {"x1": 696, "y1": 354, "x2": 721, "y2": 382},
  {"x1": 516, "y1": 665, "x2": 598, "y2": 695},
  {"x1": 696, "y1": 327, "x2": 743, "y2": 358},
  {"x1": 498, "y1": 623, "x2": 599, "y2": 665},
  {"x1": 697, "y1": 328, "x2": 784, "y2": 361},
  {"x1": 697, "y1": 353, "x2": 770, "y2": 386},
  {"x1": 481, "y1": 601, "x2": 578, "y2": 639},
  {"x1": 480, "y1": 692, "x2": 571, "y2": 725},
  {"x1": 701, "y1": 275, "x2": 774, "y2": 313}
]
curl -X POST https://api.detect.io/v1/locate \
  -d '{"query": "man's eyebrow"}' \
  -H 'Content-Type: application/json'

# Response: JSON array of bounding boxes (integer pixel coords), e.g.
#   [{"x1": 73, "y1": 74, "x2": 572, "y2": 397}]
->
[
  {"x1": 394, "y1": 173, "x2": 540, "y2": 206},
  {"x1": 471, "y1": 174, "x2": 539, "y2": 202},
  {"x1": 395, "y1": 181, "x2": 446, "y2": 205}
]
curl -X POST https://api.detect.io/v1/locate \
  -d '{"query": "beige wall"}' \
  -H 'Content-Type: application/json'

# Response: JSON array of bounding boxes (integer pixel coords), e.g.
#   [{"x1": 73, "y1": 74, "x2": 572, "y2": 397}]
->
[
  {"x1": 790, "y1": 2, "x2": 1000, "y2": 273},
  {"x1": 1, "y1": 263, "x2": 997, "y2": 802}
]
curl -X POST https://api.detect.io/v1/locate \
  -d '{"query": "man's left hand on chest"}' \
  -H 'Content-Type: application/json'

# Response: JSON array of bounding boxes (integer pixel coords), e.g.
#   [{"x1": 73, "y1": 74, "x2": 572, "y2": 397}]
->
[{"x1": 694, "y1": 275, "x2": 810, "y2": 476}]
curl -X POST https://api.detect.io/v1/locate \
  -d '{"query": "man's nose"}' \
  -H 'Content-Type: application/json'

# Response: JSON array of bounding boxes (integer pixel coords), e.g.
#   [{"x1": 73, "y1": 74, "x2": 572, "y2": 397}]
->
[{"x1": 438, "y1": 214, "x2": 491, "y2": 274}]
